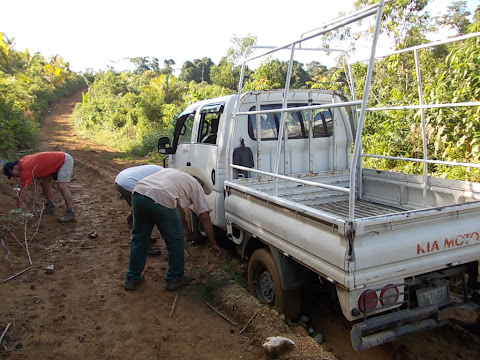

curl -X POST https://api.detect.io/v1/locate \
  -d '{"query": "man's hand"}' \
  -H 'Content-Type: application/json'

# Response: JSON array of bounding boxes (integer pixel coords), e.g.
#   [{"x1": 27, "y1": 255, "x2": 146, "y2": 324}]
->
[
  {"x1": 198, "y1": 211, "x2": 221, "y2": 256},
  {"x1": 185, "y1": 230, "x2": 194, "y2": 243},
  {"x1": 210, "y1": 243, "x2": 221, "y2": 255}
]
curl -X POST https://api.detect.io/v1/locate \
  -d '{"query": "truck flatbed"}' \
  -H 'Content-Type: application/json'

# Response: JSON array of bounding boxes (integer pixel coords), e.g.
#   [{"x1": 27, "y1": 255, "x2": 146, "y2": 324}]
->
[{"x1": 229, "y1": 171, "x2": 407, "y2": 221}]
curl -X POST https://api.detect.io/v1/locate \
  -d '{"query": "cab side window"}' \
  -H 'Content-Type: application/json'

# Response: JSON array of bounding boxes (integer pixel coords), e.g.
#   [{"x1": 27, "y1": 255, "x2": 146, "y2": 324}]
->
[{"x1": 198, "y1": 112, "x2": 220, "y2": 144}]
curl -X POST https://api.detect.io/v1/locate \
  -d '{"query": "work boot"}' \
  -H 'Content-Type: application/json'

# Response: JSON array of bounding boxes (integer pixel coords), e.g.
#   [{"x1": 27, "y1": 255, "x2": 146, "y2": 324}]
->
[
  {"x1": 39, "y1": 203, "x2": 56, "y2": 215},
  {"x1": 58, "y1": 209, "x2": 76, "y2": 223},
  {"x1": 124, "y1": 276, "x2": 145, "y2": 290},
  {"x1": 165, "y1": 274, "x2": 193, "y2": 291}
]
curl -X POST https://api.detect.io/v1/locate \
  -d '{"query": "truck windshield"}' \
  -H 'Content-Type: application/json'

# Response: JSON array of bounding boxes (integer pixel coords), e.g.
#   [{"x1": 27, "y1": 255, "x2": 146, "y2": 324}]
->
[{"x1": 247, "y1": 104, "x2": 333, "y2": 140}]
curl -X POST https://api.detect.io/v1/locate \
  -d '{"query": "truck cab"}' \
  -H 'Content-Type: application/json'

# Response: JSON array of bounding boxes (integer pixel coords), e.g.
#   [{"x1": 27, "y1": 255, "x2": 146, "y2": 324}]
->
[{"x1": 158, "y1": 90, "x2": 354, "y2": 231}]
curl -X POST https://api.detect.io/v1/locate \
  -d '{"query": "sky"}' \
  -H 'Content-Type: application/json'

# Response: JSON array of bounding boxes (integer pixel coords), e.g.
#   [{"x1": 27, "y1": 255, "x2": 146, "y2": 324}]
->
[{"x1": 2, "y1": 0, "x2": 479, "y2": 73}]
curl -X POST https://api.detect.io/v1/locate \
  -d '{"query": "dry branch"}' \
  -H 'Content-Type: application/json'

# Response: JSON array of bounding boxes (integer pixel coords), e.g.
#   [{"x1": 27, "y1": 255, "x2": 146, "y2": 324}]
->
[
  {"x1": 169, "y1": 289, "x2": 179, "y2": 318},
  {"x1": 1, "y1": 267, "x2": 32, "y2": 284},
  {"x1": 239, "y1": 311, "x2": 257, "y2": 335},
  {"x1": 0, "y1": 323, "x2": 11, "y2": 345},
  {"x1": 206, "y1": 302, "x2": 238, "y2": 326}
]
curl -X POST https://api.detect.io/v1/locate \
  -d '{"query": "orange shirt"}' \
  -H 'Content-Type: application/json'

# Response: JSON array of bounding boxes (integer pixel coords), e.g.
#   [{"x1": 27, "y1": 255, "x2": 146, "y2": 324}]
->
[{"x1": 19, "y1": 152, "x2": 66, "y2": 187}]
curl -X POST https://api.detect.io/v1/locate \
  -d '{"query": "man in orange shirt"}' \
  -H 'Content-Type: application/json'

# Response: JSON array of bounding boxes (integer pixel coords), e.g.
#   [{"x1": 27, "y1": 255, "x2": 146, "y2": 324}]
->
[{"x1": 3, "y1": 151, "x2": 76, "y2": 223}]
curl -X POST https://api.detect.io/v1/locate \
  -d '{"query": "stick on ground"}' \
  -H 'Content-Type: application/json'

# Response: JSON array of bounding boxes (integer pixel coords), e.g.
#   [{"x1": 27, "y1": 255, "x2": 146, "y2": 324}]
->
[
  {"x1": 239, "y1": 312, "x2": 257, "y2": 335},
  {"x1": 0, "y1": 323, "x2": 11, "y2": 346},
  {"x1": 206, "y1": 302, "x2": 238, "y2": 326},
  {"x1": 1, "y1": 267, "x2": 32, "y2": 284},
  {"x1": 169, "y1": 289, "x2": 179, "y2": 318}
]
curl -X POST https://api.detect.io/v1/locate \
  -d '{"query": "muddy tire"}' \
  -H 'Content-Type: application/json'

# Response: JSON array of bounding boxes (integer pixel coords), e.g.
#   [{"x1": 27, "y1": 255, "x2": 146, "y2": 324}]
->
[{"x1": 248, "y1": 248, "x2": 301, "y2": 320}]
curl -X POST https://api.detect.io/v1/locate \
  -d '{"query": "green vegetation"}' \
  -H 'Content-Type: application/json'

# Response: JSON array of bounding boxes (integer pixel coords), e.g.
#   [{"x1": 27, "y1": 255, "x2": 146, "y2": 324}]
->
[
  {"x1": 0, "y1": 34, "x2": 86, "y2": 159},
  {"x1": 353, "y1": 0, "x2": 480, "y2": 180},
  {"x1": 2, "y1": 1, "x2": 480, "y2": 181}
]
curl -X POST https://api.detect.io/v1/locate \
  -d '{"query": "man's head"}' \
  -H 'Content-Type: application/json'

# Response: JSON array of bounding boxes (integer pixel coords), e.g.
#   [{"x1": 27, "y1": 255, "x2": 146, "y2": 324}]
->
[
  {"x1": 180, "y1": 166, "x2": 213, "y2": 195},
  {"x1": 3, "y1": 161, "x2": 19, "y2": 179}
]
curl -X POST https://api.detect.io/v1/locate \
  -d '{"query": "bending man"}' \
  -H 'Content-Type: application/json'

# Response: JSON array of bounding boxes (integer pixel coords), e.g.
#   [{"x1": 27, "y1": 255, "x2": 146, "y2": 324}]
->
[
  {"x1": 124, "y1": 167, "x2": 221, "y2": 291},
  {"x1": 3, "y1": 151, "x2": 75, "y2": 223},
  {"x1": 115, "y1": 164, "x2": 164, "y2": 256}
]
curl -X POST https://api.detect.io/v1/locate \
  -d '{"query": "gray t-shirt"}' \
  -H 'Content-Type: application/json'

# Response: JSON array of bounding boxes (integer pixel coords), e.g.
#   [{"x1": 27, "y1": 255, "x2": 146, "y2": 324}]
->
[{"x1": 115, "y1": 165, "x2": 163, "y2": 192}]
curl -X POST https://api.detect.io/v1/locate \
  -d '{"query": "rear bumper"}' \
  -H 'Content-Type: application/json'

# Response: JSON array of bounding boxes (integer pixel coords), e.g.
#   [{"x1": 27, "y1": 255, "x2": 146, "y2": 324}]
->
[{"x1": 350, "y1": 300, "x2": 480, "y2": 351}]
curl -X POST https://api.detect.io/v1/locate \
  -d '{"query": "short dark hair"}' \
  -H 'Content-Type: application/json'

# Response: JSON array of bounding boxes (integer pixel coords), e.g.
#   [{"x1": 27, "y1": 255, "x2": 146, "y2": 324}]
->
[{"x1": 3, "y1": 161, "x2": 19, "y2": 180}]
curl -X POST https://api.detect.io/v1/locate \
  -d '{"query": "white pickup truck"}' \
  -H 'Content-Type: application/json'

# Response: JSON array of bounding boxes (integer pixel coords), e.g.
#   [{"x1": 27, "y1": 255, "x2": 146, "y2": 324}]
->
[{"x1": 158, "y1": 1, "x2": 480, "y2": 351}]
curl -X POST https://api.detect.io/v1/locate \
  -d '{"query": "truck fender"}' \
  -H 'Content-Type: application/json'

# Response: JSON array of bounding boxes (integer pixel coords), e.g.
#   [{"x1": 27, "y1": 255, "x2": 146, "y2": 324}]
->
[{"x1": 269, "y1": 246, "x2": 312, "y2": 291}]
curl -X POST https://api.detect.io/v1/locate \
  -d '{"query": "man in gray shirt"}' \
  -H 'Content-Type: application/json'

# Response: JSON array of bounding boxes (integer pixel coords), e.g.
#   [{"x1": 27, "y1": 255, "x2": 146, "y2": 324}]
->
[{"x1": 115, "y1": 165, "x2": 163, "y2": 256}]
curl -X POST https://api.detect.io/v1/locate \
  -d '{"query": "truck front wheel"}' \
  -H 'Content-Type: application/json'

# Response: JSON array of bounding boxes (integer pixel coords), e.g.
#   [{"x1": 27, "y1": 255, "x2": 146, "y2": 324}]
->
[{"x1": 248, "y1": 248, "x2": 301, "y2": 320}]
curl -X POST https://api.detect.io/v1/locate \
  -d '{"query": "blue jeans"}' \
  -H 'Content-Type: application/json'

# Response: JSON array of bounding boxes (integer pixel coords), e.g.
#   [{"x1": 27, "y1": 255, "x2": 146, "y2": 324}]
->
[{"x1": 126, "y1": 193, "x2": 184, "y2": 281}]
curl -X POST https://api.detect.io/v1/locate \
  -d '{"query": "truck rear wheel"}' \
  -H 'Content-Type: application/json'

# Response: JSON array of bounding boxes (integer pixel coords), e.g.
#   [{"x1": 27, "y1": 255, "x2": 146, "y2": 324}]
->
[{"x1": 248, "y1": 248, "x2": 301, "y2": 320}]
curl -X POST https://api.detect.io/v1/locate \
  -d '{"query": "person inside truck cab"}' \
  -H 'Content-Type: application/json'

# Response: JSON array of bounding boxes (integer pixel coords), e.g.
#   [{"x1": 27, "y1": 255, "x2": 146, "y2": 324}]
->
[
  {"x1": 124, "y1": 167, "x2": 221, "y2": 291},
  {"x1": 201, "y1": 117, "x2": 219, "y2": 144}
]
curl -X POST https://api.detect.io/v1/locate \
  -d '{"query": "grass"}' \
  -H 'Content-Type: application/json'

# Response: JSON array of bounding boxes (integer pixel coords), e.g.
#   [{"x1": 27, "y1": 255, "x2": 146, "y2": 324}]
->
[{"x1": 222, "y1": 263, "x2": 248, "y2": 289}]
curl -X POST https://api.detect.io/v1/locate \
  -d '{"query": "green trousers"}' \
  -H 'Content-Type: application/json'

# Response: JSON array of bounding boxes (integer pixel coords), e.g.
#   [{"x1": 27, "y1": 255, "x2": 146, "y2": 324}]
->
[{"x1": 126, "y1": 193, "x2": 184, "y2": 281}]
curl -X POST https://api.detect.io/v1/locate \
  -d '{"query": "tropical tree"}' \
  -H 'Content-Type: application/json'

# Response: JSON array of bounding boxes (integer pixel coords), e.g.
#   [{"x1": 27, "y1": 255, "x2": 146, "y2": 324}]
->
[
  {"x1": 210, "y1": 57, "x2": 240, "y2": 90},
  {"x1": 243, "y1": 59, "x2": 284, "y2": 90},
  {"x1": 0, "y1": 33, "x2": 20, "y2": 73},
  {"x1": 160, "y1": 59, "x2": 176, "y2": 75},
  {"x1": 43, "y1": 64, "x2": 68, "y2": 87},
  {"x1": 210, "y1": 34, "x2": 257, "y2": 90},
  {"x1": 423, "y1": 18, "x2": 480, "y2": 179},
  {"x1": 179, "y1": 57, "x2": 214, "y2": 83},
  {"x1": 144, "y1": 74, "x2": 185, "y2": 104},
  {"x1": 354, "y1": 0, "x2": 432, "y2": 47},
  {"x1": 436, "y1": 0, "x2": 472, "y2": 35}
]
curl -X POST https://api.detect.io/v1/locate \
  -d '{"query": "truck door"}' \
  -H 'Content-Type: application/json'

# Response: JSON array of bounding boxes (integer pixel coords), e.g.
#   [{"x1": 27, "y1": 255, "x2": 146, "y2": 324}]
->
[
  {"x1": 190, "y1": 103, "x2": 224, "y2": 222},
  {"x1": 169, "y1": 111, "x2": 196, "y2": 169}
]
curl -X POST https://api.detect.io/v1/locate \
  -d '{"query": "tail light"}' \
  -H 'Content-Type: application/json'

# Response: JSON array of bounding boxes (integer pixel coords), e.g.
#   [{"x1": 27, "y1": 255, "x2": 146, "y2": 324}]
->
[
  {"x1": 380, "y1": 284, "x2": 399, "y2": 306},
  {"x1": 358, "y1": 289, "x2": 378, "y2": 312}
]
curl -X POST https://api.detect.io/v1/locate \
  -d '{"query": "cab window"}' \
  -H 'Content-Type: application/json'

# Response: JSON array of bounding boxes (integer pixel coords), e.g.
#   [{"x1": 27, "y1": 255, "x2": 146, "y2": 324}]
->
[
  {"x1": 248, "y1": 104, "x2": 333, "y2": 140},
  {"x1": 196, "y1": 103, "x2": 224, "y2": 144}
]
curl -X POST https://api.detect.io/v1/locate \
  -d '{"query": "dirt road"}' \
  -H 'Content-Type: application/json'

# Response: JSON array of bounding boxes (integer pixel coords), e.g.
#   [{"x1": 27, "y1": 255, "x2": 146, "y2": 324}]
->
[
  {"x1": 1, "y1": 92, "x2": 480, "y2": 359},
  {"x1": 0, "y1": 93, "x2": 336, "y2": 359}
]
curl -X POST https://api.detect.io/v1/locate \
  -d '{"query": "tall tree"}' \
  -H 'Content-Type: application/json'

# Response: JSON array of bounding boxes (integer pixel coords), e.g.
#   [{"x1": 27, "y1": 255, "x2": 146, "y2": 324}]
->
[
  {"x1": 130, "y1": 56, "x2": 164, "y2": 75},
  {"x1": 179, "y1": 57, "x2": 213, "y2": 83},
  {"x1": 210, "y1": 34, "x2": 257, "y2": 90},
  {"x1": 146, "y1": 74, "x2": 184, "y2": 104},
  {"x1": 437, "y1": 1, "x2": 472, "y2": 35},
  {"x1": 0, "y1": 33, "x2": 20, "y2": 73},
  {"x1": 160, "y1": 59, "x2": 176, "y2": 75},
  {"x1": 354, "y1": 0, "x2": 432, "y2": 48}
]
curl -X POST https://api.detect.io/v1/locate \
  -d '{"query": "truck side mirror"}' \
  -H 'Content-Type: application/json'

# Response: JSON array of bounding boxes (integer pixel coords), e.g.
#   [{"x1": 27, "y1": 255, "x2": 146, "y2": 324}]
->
[{"x1": 158, "y1": 136, "x2": 174, "y2": 154}]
